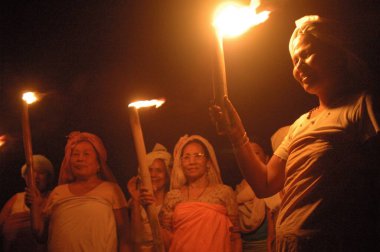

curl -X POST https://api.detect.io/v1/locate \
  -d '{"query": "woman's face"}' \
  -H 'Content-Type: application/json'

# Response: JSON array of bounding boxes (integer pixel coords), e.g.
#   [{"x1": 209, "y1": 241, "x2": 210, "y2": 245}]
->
[
  {"x1": 291, "y1": 35, "x2": 346, "y2": 97},
  {"x1": 25, "y1": 170, "x2": 51, "y2": 192},
  {"x1": 70, "y1": 141, "x2": 100, "y2": 180},
  {"x1": 149, "y1": 158, "x2": 168, "y2": 191},
  {"x1": 35, "y1": 171, "x2": 51, "y2": 192},
  {"x1": 181, "y1": 142, "x2": 209, "y2": 182}
]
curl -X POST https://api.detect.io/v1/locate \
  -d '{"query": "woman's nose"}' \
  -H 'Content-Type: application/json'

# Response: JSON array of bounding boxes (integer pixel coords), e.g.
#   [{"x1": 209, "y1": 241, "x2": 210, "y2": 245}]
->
[
  {"x1": 293, "y1": 61, "x2": 305, "y2": 79},
  {"x1": 294, "y1": 59, "x2": 303, "y2": 71},
  {"x1": 75, "y1": 153, "x2": 84, "y2": 160}
]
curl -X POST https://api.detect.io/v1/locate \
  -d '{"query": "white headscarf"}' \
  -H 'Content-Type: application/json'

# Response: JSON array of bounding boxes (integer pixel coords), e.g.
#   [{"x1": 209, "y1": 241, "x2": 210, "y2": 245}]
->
[
  {"x1": 145, "y1": 143, "x2": 172, "y2": 176},
  {"x1": 21, "y1": 154, "x2": 55, "y2": 179},
  {"x1": 289, "y1": 15, "x2": 370, "y2": 91},
  {"x1": 170, "y1": 134, "x2": 223, "y2": 190}
]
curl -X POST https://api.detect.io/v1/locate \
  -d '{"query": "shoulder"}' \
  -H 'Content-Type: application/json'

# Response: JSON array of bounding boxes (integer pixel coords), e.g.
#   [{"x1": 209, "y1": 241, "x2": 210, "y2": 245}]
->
[
  {"x1": 163, "y1": 189, "x2": 183, "y2": 208},
  {"x1": 339, "y1": 91, "x2": 369, "y2": 112},
  {"x1": 96, "y1": 181, "x2": 127, "y2": 207},
  {"x1": 98, "y1": 181, "x2": 125, "y2": 196},
  {"x1": 343, "y1": 92, "x2": 379, "y2": 130},
  {"x1": 15, "y1": 192, "x2": 25, "y2": 198},
  {"x1": 214, "y1": 183, "x2": 234, "y2": 191},
  {"x1": 210, "y1": 184, "x2": 237, "y2": 210},
  {"x1": 1, "y1": 193, "x2": 19, "y2": 213},
  {"x1": 211, "y1": 184, "x2": 235, "y2": 196},
  {"x1": 166, "y1": 189, "x2": 182, "y2": 199},
  {"x1": 47, "y1": 184, "x2": 70, "y2": 202},
  {"x1": 51, "y1": 184, "x2": 68, "y2": 194},
  {"x1": 290, "y1": 113, "x2": 308, "y2": 130}
]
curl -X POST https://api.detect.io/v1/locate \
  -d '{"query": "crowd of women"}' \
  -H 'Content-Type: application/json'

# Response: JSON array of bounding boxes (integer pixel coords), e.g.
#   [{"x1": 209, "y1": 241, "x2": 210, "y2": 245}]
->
[
  {"x1": 1, "y1": 131, "x2": 276, "y2": 252},
  {"x1": 1, "y1": 15, "x2": 379, "y2": 252}
]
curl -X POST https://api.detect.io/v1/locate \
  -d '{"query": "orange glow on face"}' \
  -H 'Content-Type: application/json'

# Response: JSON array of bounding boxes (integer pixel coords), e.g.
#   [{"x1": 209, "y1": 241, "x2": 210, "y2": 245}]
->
[
  {"x1": 213, "y1": 0, "x2": 270, "y2": 38},
  {"x1": 128, "y1": 99, "x2": 166, "y2": 109},
  {"x1": 22, "y1": 92, "x2": 38, "y2": 104}
]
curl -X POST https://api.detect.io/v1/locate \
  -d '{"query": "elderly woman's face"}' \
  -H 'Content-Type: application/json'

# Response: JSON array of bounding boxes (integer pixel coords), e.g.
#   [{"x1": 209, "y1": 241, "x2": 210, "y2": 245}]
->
[
  {"x1": 291, "y1": 35, "x2": 346, "y2": 96},
  {"x1": 25, "y1": 170, "x2": 51, "y2": 192},
  {"x1": 181, "y1": 142, "x2": 209, "y2": 182},
  {"x1": 70, "y1": 141, "x2": 100, "y2": 180},
  {"x1": 149, "y1": 158, "x2": 168, "y2": 191},
  {"x1": 35, "y1": 171, "x2": 51, "y2": 192}
]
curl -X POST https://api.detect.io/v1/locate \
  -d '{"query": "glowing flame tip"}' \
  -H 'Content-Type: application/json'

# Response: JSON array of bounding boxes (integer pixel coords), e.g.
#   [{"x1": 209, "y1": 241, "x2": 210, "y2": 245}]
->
[
  {"x1": 0, "y1": 135, "x2": 6, "y2": 148},
  {"x1": 213, "y1": 1, "x2": 271, "y2": 38},
  {"x1": 128, "y1": 99, "x2": 165, "y2": 109},
  {"x1": 22, "y1": 92, "x2": 38, "y2": 104}
]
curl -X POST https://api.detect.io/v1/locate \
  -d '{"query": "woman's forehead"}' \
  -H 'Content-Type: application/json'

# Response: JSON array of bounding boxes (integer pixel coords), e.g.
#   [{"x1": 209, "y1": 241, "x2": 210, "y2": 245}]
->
[
  {"x1": 73, "y1": 141, "x2": 96, "y2": 151},
  {"x1": 291, "y1": 34, "x2": 323, "y2": 57},
  {"x1": 150, "y1": 158, "x2": 166, "y2": 168},
  {"x1": 292, "y1": 34, "x2": 312, "y2": 49},
  {"x1": 183, "y1": 142, "x2": 204, "y2": 152}
]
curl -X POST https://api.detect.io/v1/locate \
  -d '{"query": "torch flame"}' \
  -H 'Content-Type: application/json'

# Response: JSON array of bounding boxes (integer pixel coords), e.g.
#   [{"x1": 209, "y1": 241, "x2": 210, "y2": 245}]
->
[
  {"x1": 213, "y1": 0, "x2": 270, "y2": 38},
  {"x1": 128, "y1": 99, "x2": 166, "y2": 109},
  {"x1": 22, "y1": 92, "x2": 38, "y2": 104},
  {"x1": 0, "y1": 135, "x2": 6, "y2": 148}
]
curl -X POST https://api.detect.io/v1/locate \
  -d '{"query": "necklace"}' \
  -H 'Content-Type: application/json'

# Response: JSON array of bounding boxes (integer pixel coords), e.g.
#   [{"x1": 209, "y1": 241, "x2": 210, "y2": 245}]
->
[
  {"x1": 187, "y1": 182, "x2": 209, "y2": 200},
  {"x1": 307, "y1": 106, "x2": 319, "y2": 119}
]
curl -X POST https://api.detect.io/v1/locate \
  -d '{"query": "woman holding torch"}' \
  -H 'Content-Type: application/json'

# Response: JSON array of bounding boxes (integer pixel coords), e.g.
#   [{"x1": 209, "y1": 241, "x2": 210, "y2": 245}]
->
[
  {"x1": 210, "y1": 15, "x2": 379, "y2": 251},
  {"x1": 127, "y1": 143, "x2": 172, "y2": 252},
  {"x1": 26, "y1": 131, "x2": 131, "y2": 252},
  {"x1": 0, "y1": 155, "x2": 55, "y2": 252},
  {"x1": 159, "y1": 134, "x2": 242, "y2": 252}
]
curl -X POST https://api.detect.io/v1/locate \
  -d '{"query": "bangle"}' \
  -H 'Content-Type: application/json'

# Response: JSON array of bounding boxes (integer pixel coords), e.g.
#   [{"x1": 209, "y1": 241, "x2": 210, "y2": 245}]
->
[{"x1": 232, "y1": 132, "x2": 250, "y2": 148}]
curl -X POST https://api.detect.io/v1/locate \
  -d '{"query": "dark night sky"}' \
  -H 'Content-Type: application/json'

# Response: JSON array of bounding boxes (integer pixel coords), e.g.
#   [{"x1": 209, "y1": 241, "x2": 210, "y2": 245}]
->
[{"x1": 1, "y1": 0, "x2": 380, "y2": 205}]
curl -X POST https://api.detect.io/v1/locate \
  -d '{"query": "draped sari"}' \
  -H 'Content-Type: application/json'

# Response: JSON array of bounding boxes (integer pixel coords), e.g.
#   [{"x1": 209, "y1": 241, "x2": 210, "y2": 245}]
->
[{"x1": 169, "y1": 202, "x2": 232, "y2": 252}]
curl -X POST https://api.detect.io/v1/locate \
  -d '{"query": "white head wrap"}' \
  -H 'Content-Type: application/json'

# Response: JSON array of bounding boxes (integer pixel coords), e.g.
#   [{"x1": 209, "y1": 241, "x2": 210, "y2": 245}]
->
[
  {"x1": 289, "y1": 15, "x2": 370, "y2": 91},
  {"x1": 145, "y1": 143, "x2": 172, "y2": 176},
  {"x1": 21, "y1": 154, "x2": 55, "y2": 179},
  {"x1": 289, "y1": 15, "x2": 348, "y2": 57},
  {"x1": 59, "y1": 131, "x2": 116, "y2": 184},
  {"x1": 170, "y1": 134, "x2": 223, "y2": 190}
]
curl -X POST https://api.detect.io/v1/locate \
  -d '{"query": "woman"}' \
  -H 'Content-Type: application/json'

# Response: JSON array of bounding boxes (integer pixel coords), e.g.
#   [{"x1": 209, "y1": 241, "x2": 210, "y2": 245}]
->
[
  {"x1": 0, "y1": 155, "x2": 54, "y2": 252},
  {"x1": 127, "y1": 143, "x2": 172, "y2": 252},
  {"x1": 160, "y1": 134, "x2": 242, "y2": 252},
  {"x1": 27, "y1": 131, "x2": 131, "y2": 252},
  {"x1": 235, "y1": 142, "x2": 280, "y2": 252},
  {"x1": 210, "y1": 15, "x2": 379, "y2": 251}
]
